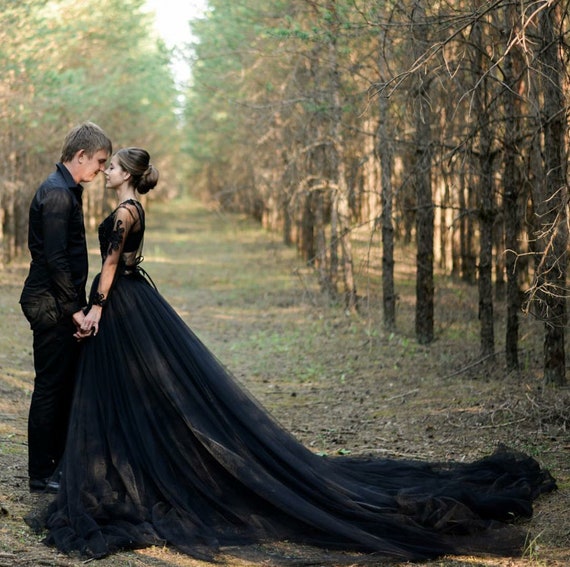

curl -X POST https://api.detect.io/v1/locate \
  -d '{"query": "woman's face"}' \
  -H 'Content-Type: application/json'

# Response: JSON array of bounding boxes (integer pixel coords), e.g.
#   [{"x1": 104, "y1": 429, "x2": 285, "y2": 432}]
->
[{"x1": 104, "y1": 155, "x2": 129, "y2": 189}]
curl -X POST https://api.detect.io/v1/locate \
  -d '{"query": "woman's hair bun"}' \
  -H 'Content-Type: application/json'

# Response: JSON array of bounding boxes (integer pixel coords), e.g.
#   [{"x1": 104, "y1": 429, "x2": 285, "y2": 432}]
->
[{"x1": 138, "y1": 163, "x2": 159, "y2": 194}]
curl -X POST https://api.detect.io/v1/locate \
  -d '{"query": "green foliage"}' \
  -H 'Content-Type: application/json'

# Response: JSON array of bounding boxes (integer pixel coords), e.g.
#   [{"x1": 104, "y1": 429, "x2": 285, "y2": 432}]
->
[
  {"x1": 0, "y1": 0, "x2": 181, "y2": 192},
  {"x1": 180, "y1": 0, "x2": 368, "y2": 211}
]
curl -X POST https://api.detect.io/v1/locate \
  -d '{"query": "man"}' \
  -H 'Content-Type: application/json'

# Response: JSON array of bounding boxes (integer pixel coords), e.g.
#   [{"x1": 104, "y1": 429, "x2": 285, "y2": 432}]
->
[{"x1": 20, "y1": 122, "x2": 112, "y2": 493}]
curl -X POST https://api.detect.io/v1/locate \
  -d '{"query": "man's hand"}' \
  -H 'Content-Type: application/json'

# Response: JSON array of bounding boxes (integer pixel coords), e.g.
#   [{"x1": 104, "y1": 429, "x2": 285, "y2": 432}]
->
[
  {"x1": 72, "y1": 309, "x2": 93, "y2": 341},
  {"x1": 72, "y1": 309, "x2": 85, "y2": 329},
  {"x1": 78, "y1": 305, "x2": 103, "y2": 338},
  {"x1": 72, "y1": 310, "x2": 87, "y2": 340}
]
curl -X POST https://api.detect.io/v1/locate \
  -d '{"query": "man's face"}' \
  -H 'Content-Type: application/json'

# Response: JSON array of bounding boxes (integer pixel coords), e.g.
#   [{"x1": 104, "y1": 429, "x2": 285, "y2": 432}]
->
[{"x1": 76, "y1": 149, "x2": 109, "y2": 184}]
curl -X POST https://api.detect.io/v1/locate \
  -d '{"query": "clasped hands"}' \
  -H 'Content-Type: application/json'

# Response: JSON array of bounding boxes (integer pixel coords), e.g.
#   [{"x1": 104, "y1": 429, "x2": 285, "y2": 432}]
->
[{"x1": 72, "y1": 305, "x2": 103, "y2": 341}]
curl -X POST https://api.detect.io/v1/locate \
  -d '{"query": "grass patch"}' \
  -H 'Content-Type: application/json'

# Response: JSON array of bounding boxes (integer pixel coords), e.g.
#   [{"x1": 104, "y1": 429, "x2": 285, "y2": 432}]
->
[{"x1": 0, "y1": 196, "x2": 568, "y2": 566}]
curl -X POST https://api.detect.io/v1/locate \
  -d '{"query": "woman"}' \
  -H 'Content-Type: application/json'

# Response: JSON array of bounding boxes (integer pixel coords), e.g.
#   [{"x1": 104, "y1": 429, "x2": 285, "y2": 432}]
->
[{"x1": 35, "y1": 148, "x2": 555, "y2": 563}]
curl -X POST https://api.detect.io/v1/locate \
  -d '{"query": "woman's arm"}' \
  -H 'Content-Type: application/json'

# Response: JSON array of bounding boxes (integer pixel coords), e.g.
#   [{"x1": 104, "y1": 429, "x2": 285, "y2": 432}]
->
[{"x1": 78, "y1": 204, "x2": 138, "y2": 337}]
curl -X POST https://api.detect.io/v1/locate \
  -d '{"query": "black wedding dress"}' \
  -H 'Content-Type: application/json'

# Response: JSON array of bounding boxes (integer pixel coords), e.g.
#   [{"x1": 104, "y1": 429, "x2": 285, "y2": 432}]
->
[{"x1": 31, "y1": 200, "x2": 556, "y2": 563}]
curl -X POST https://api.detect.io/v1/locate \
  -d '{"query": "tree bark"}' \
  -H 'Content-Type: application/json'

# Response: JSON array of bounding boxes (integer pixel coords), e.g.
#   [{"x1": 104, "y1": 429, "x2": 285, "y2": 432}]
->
[
  {"x1": 502, "y1": 3, "x2": 521, "y2": 371},
  {"x1": 300, "y1": 191, "x2": 315, "y2": 264},
  {"x1": 314, "y1": 189, "x2": 334, "y2": 296},
  {"x1": 377, "y1": 92, "x2": 396, "y2": 330},
  {"x1": 412, "y1": 0, "x2": 434, "y2": 344},
  {"x1": 537, "y1": 2, "x2": 568, "y2": 386},
  {"x1": 472, "y1": 20, "x2": 495, "y2": 357},
  {"x1": 327, "y1": 1, "x2": 357, "y2": 312}
]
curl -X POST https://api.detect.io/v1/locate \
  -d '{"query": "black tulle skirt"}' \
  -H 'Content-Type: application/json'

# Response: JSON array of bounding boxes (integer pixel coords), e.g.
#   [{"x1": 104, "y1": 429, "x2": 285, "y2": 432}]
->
[{"x1": 33, "y1": 271, "x2": 556, "y2": 562}]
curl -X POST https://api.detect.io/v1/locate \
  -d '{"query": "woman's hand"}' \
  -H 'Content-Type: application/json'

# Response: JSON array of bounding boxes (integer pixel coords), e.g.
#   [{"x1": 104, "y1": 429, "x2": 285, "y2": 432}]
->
[{"x1": 75, "y1": 305, "x2": 103, "y2": 339}]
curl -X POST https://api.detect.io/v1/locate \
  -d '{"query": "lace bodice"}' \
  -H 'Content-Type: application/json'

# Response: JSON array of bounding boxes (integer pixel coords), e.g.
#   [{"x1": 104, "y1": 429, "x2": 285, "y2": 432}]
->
[
  {"x1": 98, "y1": 199, "x2": 145, "y2": 269},
  {"x1": 90, "y1": 199, "x2": 146, "y2": 307}
]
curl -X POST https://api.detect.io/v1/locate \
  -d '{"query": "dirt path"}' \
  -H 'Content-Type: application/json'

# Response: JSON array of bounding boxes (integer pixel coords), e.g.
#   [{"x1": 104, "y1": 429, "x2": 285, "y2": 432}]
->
[{"x1": 0, "y1": 198, "x2": 568, "y2": 566}]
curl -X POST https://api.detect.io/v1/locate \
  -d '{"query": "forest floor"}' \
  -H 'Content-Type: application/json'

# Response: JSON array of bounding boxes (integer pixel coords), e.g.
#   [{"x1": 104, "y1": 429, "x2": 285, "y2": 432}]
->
[{"x1": 0, "y1": 197, "x2": 568, "y2": 567}]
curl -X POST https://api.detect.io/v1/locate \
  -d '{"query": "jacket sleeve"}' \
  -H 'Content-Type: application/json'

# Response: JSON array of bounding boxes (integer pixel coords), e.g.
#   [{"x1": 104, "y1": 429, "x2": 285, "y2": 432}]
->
[{"x1": 41, "y1": 188, "x2": 82, "y2": 316}]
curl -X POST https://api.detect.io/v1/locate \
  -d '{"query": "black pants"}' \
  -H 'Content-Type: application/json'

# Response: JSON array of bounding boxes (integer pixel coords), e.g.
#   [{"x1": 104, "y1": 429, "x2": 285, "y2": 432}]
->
[{"x1": 27, "y1": 317, "x2": 79, "y2": 480}]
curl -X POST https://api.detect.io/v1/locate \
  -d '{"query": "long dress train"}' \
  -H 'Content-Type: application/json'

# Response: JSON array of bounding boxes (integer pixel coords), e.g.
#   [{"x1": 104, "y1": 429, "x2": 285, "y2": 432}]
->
[{"x1": 31, "y1": 200, "x2": 556, "y2": 563}]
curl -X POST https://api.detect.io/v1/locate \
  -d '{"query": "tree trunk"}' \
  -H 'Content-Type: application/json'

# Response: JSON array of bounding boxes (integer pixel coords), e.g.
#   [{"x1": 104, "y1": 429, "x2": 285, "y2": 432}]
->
[
  {"x1": 377, "y1": 92, "x2": 396, "y2": 330},
  {"x1": 327, "y1": 2, "x2": 357, "y2": 312},
  {"x1": 334, "y1": 186, "x2": 358, "y2": 311},
  {"x1": 329, "y1": 197, "x2": 340, "y2": 293},
  {"x1": 314, "y1": 189, "x2": 334, "y2": 296},
  {"x1": 412, "y1": 1, "x2": 434, "y2": 344},
  {"x1": 538, "y1": 3, "x2": 567, "y2": 386},
  {"x1": 300, "y1": 191, "x2": 315, "y2": 264},
  {"x1": 494, "y1": 221, "x2": 506, "y2": 301},
  {"x1": 472, "y1": 20, "x2": 495, "y2": 357},
  {"x1": 503, "y1": 3, "x2": 521, "y2": 371},
  {"x1": 462, "y1": 176, "x2": 478, "y2": 284}
]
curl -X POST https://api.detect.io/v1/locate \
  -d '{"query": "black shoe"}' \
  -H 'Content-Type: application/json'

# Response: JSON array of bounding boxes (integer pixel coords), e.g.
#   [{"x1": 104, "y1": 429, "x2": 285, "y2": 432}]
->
[{"x1": 29, "y1": 477, "x2": 60, "y2": 494}]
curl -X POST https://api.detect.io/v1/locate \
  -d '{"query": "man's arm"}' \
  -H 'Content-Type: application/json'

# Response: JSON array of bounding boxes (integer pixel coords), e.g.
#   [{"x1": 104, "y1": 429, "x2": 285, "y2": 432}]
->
[{"x1": 41, "y1": 189, "x2": 82, "y2": 317}]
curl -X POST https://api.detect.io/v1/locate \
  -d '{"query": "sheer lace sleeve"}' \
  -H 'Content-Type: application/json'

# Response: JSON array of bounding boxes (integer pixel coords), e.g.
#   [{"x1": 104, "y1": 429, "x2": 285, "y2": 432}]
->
[{"x1": 93, "y1": 202, "x2": 141, "y2": 306}]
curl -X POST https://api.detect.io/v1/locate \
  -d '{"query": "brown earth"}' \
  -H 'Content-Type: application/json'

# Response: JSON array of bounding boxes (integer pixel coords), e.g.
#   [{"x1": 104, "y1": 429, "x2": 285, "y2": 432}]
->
[{"x1": 0, "y1": 197, "x2": 568, "y2": 567}]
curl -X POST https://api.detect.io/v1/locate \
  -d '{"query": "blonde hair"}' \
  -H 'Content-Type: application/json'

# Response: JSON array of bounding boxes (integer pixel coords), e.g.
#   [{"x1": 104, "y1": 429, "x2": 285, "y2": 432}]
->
[{"x1": 60, "y1": 122, "x2": 112, "y2": 162}]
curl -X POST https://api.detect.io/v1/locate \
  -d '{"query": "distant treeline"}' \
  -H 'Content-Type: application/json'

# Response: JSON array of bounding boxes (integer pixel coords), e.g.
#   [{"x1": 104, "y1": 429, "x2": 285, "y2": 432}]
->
[
  {"x1": 0, "y1": 0, "x2": 182, "y2": 263},
  {"x1": 183, "y1": 0, "x2": 569, "y2": 385},
  {"x1": 1, "y1": 0, "x2": 568, "y2": 385}
]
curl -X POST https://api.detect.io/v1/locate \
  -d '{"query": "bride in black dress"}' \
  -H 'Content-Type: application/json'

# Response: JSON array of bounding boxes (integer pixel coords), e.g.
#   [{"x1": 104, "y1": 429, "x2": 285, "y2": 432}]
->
[{"x1": 34, "y1": 147, "x2": 556, "y2": 563}]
